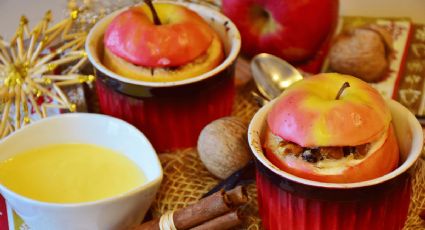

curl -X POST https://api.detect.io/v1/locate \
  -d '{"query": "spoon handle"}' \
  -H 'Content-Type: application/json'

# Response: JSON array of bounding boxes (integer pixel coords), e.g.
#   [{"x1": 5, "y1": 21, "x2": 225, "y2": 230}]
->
[
  {"x1": 203, "y1": 161, "x2": 255, "y2": 197},
  {"x1": 251, "y1": 91, "x2": 270, "y2": 107}
]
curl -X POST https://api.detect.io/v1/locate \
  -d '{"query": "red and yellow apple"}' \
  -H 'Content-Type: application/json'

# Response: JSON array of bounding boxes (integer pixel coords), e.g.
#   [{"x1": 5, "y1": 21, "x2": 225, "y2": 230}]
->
[
  {"x1": 222, "y1": 0, "x2": 339, "y2": 63},
  {"x1": 264, "y1": 73, "x2": 399, "y2": 183},
  {"x1": 103, "y1": 3, "x2": 223, "y2": 82}
]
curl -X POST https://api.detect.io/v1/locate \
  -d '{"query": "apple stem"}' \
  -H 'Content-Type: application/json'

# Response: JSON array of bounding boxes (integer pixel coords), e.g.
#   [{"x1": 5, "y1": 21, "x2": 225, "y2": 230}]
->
[
  {"x1": 335, "y1": 82, "x2": 350, "y2": 100},
  {"x1": 144, "y1": 0, "x2": 162, "y2": 25}
]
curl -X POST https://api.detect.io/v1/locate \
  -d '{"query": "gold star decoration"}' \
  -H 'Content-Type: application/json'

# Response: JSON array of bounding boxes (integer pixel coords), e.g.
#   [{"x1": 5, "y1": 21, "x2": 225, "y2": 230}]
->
[
  {"x1": 66, "y1": 0, "x2": 221, "y2": 32},
  {"x1": 67, "y1": 0, "x2": 139, "y2": 32},
  {"x1": 0, "y1": 11, "x2": 94, "y2": 138}
]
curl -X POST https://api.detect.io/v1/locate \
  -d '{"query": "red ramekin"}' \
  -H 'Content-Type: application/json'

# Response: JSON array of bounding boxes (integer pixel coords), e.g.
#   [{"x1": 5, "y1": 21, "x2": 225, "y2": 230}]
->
[
  {"x1": 248, "y1": 99, "x2": 423, "y2": 230},
  {"x1": 86, "y1": 1, "x2": 241, "y2": 152}
]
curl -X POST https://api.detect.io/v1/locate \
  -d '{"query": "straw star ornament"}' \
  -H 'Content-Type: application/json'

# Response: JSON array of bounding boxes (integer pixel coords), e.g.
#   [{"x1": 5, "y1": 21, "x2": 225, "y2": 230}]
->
[{"x1": 0, "y1": 11, "x2": 94, "y2": 138}]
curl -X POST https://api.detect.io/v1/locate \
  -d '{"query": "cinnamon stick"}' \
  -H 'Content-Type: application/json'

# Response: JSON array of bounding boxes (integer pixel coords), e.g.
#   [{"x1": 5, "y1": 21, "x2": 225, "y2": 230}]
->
[
  {"x1": 136, "y1": 190, "x2": 232, "y2": 230},
  {"x1": 226, "y1": 186, "x2": 248, "y2": 207},
  {"x1": 135, "y1": 219, "x2": 158, "y2": 230},
  {"x1": 189, "y1": 211, "x2": 242, "y2": 230}
]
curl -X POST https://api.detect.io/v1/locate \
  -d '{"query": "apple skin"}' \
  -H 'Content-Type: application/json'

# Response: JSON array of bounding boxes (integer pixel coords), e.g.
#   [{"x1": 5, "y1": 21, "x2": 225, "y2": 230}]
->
[
  {"x1": 267, "y1": 73, "x2": 391, "y2": 147},
  {"x1": 103, "y1": 32, "x2": 223, "y2": 82},
  {"x1": 222, "y1": 0, "x2": 339, "y2": 63},
  {"x1": 104, "y1": 3, "x2": 213, "y2": 67},
  {"x1": 264, "y1": 73, "x2": 399, "y2": 183},
  {"x1": 264, "y1": 124, "x2": 399, "y2": 183}
]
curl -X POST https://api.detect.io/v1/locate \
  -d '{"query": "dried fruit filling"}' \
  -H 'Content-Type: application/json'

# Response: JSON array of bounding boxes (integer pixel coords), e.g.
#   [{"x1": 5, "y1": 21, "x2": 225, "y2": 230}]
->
[{"x1": 278, "y1": 140, "x2": 370, "y2": 163}]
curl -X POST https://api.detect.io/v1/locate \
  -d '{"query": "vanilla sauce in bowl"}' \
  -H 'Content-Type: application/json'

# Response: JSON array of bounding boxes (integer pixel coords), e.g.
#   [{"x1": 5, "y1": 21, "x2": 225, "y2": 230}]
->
[{"x1": 0, "y1": 143, "x2": 146, "y2": 203}]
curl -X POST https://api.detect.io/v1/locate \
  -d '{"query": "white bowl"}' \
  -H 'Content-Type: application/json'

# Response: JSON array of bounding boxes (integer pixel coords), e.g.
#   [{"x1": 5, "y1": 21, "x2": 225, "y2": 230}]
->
[{"x1": 0, "y1": 113, "x2": 163, "y2": 230}]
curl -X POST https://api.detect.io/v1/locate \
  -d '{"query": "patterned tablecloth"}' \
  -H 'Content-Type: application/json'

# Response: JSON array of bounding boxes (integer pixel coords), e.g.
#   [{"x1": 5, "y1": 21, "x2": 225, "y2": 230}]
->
[
  {"x1": 1, "y1": 15, "x2": 425, "y2": 230},
  {"x1": 148, "y1": 57, "x2": 425, "y2": 230}
]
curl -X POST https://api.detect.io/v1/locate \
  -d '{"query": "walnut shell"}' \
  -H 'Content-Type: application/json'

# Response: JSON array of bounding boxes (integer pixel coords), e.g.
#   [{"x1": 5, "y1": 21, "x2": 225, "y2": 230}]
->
[
  {"x1": 329, "y1": 25, "x2": 393, "y2": 82},
  {"x1": 197, "y1": 117, "x2": 252, "y2": 179}
]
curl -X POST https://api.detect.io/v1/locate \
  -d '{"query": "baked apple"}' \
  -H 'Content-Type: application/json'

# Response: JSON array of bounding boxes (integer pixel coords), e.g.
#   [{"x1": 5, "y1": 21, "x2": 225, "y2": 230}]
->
[
  {"x1": 103, "y1": 2, "x2": 224, "y2": 82},
  {"x1": 222, "y1": 0, "x2": 339, "y2": 63},
  {"x1": 264, "y1": 73, "x2": 399, "y2": 183}
]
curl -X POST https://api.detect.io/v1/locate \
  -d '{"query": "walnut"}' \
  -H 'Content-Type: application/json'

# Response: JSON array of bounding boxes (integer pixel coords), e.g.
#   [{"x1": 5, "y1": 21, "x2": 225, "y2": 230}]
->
[
  {"x1": 328, "y1": 25, "x2": 393, "y2": 82},
  {"x1": 197, "y1": 117, "x2": 252, "y2": 179}
]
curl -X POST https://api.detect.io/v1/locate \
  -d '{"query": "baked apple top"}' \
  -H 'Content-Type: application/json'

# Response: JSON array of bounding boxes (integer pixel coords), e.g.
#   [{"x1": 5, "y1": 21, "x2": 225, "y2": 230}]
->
[
  {"x1": 267, "y1": 73, "x2": 391, "y2": 147},
  {"x1": 104, "y1": 3, "x2": 214, "y2": 67}
]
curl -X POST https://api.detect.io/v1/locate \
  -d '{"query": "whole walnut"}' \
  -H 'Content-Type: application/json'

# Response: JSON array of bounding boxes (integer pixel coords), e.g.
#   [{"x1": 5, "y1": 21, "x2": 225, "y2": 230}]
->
[
  {"x1": 197, "y1": 117, "x2": 252, "y2": 179},
  {"x1": 328, "y1": 25, "x2": 393, "y2": 82}
]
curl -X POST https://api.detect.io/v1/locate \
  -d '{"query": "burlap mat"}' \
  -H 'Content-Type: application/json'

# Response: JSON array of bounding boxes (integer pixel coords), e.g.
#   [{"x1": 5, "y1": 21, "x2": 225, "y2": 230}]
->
[{"x1": 150, "y1": 59, "x2": 425, "y2": 229}]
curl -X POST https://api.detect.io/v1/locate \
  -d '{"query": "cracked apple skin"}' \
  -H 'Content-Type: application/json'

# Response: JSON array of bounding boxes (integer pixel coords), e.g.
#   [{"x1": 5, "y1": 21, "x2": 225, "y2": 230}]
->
[
  {"x1": 268, "y1": 73, "x2": 391, "y2": 147},
  {"x1": 265, "y1": 73, "x2": 399, "y2": 183},
  {"x1": 222, "y1": 0, "x2": 339, "y2": 63}
]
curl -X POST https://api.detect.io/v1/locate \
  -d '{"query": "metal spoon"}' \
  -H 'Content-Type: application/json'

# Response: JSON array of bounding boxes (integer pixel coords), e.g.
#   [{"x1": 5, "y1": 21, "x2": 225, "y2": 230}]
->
[{"x1": 250, "y1": 53, "x2": 303, "y2": 101}]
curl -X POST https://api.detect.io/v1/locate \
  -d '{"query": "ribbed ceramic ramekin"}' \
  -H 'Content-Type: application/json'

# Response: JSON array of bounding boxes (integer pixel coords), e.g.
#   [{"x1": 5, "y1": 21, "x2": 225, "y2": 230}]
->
[
  {"x1": 86, "y1": 1, "x2": 241, "y2": 152},
  {"x1": 248, "y1": 99, "x2": 423, "y2": 230}
]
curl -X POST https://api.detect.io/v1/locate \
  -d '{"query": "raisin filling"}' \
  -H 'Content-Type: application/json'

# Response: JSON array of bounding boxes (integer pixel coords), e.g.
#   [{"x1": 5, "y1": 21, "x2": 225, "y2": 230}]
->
[{"x1": 279, "y1": 140, "x2": 370, "y2": 163}]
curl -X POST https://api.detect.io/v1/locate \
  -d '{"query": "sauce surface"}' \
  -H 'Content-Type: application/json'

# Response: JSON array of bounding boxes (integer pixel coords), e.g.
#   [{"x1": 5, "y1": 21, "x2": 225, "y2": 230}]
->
[{"x1": 0, "y1": 143, "x2": 145, "y2": 203}]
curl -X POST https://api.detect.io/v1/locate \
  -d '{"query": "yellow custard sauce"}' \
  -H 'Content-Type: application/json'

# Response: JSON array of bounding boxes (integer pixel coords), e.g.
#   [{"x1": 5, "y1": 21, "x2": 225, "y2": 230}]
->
[{"x1": 0, "y1": 143, "x2": 146, "y2": 203}]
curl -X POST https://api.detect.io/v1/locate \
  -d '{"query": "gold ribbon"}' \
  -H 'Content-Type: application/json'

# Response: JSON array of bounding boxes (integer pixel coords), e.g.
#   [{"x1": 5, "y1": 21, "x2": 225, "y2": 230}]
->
[{"x1": 159, "y1": 211, "x2": 177, "y2": 230}]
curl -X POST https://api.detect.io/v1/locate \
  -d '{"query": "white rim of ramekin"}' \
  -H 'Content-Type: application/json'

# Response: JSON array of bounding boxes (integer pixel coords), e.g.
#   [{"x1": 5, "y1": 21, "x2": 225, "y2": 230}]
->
[
  {"x1": 85, "y1": 1, "x2": 241, "y2": 88},
  {"x1": 248, "y1": 99, "x2": 423, "y2": 189}
]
